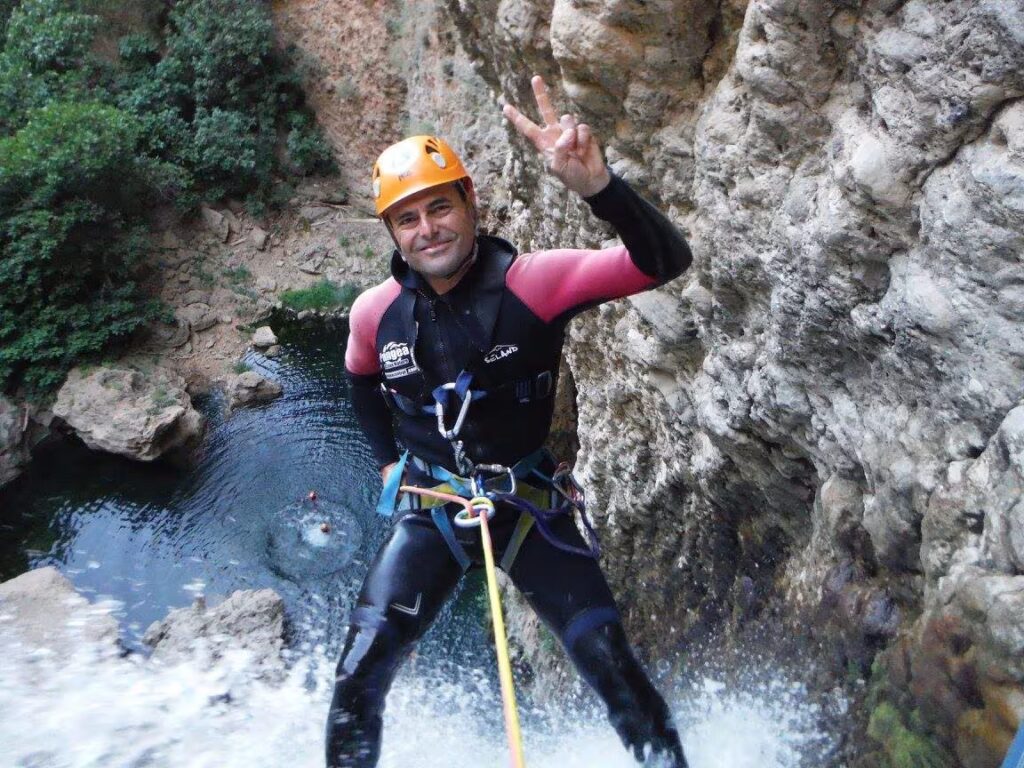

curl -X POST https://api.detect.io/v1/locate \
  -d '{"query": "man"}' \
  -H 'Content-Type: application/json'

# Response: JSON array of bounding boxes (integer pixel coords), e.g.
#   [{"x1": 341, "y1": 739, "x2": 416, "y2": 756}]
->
[{"x1": 329, "y1": 75, "x2": 692, "y2": 767}]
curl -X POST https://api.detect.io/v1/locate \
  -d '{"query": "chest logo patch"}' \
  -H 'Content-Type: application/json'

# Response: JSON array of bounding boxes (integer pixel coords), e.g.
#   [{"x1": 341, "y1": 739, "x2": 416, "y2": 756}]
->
[
  {"x1": 380, "y1": 341, "x2": 419, "y2": 379},
  {"x1": 484, "y1": 344, "x2": 519, "y2": 364}
]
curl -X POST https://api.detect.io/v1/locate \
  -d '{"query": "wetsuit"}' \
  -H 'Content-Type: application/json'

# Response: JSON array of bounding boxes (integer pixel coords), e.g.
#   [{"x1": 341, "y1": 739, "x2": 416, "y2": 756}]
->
[{"x1": 329, "y1": 174, "x2": 692, "y2": 767}]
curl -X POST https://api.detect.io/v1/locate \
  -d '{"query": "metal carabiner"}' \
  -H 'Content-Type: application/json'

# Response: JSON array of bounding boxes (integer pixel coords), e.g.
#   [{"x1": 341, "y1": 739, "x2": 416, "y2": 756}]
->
[
  {"x1": 435, "y1": 381, "x2": 473, "y2": 440},
  {"x1": 471, "y1": 464, "x2": 517, "y2": 498}
]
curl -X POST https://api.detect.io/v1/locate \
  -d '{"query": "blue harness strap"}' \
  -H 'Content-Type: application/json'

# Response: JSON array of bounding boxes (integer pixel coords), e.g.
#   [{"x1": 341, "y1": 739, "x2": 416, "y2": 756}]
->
[
  {"x1": 490, "y1": 491, "x2": 601, "y2": 559},
  {"x1": 376, "y1": 450, "x2": 410, "y2": 517},
  {"x1": 1003, "y1": 720, "x2": 1024, "y2": 768},
  {"x1": 431, "y1": 507, "x2": 472, "y2": 572}
]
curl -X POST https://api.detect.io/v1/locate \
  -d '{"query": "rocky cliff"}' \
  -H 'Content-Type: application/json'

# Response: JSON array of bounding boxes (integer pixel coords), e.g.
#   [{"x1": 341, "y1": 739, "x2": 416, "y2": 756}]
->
[{"x1": 276, "y1": 1, "x2": 1024, "y2": 764}]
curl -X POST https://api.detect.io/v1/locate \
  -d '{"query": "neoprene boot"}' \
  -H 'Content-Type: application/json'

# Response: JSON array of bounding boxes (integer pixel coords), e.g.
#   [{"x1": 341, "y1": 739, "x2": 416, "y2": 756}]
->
[{"x1": 568, "y1": 621, "x2": 689, "y2": 768}]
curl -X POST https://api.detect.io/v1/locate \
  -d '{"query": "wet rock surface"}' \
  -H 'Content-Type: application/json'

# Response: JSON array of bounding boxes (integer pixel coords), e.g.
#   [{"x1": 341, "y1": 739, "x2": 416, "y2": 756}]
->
[
  {"x1": 0, "y1": 395, "x2": 30, "y2": 488},
  {"x1": 0, "y1": 567, "x2": 120, "y2": 657},
  {"x1": 225, "y1": 371, "x2": 284, "y2": 412},
  {"x1": 143, "y1": 589, "x2": 287, "y2": 677}
]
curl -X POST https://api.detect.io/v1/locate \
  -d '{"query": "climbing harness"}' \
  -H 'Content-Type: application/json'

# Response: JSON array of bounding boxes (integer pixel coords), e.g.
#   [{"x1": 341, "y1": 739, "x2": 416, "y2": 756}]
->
[
  {"x1": 380, "y1": 369, "x2": 601, "y2": 768},
  {"x1": 397, "y1": 483, "x2": 525, "y2": 767}
]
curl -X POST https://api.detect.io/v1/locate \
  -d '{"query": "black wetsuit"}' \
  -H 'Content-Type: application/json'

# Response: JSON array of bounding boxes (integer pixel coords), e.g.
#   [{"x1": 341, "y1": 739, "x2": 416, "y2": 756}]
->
[{"x1": 330, "y1": 174, "x2": 692, "y2": 767}]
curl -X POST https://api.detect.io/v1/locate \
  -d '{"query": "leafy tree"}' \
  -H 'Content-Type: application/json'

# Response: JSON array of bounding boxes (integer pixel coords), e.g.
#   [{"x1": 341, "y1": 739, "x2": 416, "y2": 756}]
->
[
  {"x1": 0, "y1": 101, "x2": 161, "y2": 394},
  {"x1": 0, "y1": 1, "x2": 19, "y2": 43},
  {"x1": 0, "y1": 0, "x2": 97, "y2": 134},
  {"x1": 0, "y1": 0, "x2": 337, "y2": 395}
]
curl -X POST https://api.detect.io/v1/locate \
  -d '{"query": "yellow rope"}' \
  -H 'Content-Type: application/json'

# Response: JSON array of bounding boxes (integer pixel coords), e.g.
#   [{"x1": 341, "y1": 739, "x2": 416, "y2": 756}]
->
[
  {"x1": 398, "y1": 486, "x2": 527, "y2": 767},
  {"x1": 474, "y1": 497, "x2": 527, "y2": 768}
]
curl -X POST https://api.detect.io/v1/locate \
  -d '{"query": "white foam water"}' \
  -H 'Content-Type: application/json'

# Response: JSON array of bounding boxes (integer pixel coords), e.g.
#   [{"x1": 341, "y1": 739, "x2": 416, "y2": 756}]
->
[{"x1": 0, "y1": 625, "x2": 838, "y2": 768}]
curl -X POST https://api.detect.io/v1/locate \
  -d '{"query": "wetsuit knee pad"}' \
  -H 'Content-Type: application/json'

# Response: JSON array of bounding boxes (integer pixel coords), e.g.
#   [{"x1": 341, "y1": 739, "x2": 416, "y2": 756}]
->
[
  {"x1": 562, "y1": 606, "x2": 621, "y2": 652},
  {"x1": 334, "y1": 605, "x2": 412, "y2": 685}
]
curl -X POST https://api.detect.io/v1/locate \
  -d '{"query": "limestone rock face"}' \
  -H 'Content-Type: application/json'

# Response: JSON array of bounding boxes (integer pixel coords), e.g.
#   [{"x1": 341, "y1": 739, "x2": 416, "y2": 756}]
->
[
  {"x1": 0, "y1": 395, "x2": 29, "y2": 488},
  {"x1": 142, "y1": 590, "x2": 286, "y2": 676},
  {"x1": 278, "y1": 0, "x2": 1024, "y2": 759},
  {"x1": 0, "y1": 567, "x2": 120, "y2": 657},
  {"x1": 53, "y1": 366, "x2": 204, "y2": 462}
]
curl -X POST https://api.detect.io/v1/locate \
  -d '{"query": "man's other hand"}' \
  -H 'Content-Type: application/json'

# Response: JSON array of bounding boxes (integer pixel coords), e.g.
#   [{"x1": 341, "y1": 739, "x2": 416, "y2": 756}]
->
[{"x1": 502, "y1": 75, "x2": 611, "y2": 199}]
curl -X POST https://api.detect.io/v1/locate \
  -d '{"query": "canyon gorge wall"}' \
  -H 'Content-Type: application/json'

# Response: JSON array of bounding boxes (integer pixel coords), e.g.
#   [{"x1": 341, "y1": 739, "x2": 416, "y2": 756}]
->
[{"x1": 275, "y1": 1, "x2": 1024, "y2": 764}]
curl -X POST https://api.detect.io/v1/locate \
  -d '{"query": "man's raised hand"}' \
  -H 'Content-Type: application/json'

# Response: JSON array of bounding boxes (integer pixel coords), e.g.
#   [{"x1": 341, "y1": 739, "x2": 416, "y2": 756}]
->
[{"x1": 502, "y1": 75, "x2": 611, "y2": 199}]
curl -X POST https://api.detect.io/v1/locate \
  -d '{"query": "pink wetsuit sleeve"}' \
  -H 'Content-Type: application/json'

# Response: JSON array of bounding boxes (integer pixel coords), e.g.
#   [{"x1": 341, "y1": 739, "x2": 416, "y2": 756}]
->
[
  {"x1": 506, "y1": 246, "x2": 657, "y2": 324},
  {"x1": 344, "y1": 280, "x2": 401, "y2": 375}
]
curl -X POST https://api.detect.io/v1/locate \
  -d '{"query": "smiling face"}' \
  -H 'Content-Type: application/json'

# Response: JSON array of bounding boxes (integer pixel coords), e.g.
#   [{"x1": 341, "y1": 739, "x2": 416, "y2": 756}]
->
[{"x1": 385, "y1": 181, "x2": 478, "y2": 293}]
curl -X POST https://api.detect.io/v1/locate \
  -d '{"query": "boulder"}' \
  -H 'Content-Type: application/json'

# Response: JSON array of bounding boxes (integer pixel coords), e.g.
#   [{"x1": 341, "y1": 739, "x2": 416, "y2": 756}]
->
[
  {"x1": 297, "y1": 245, "x2": 329, "y2": 275},
  {"x1": 53, "y1": 365, "x2": 204, "y2": 462},
  {"x1": 251, "y1": 227, "x2": 270, "y2": 251},
  {"x1": 222, "y1": 208, "x2": 241, "y2": 235},
  {"x1": 142, "y1": 589, "x2": 286, "y2": 677},
  {"x1": 298, "y1": 205, "x2": 333, "y2": 223},
  {"x1": 0, "y1": 395, "x2": 29, "y2": 488},
  {"x1": 182, "y1": 288, "x2": 212, "y2": 306},
  {"x1": 176, "y1": 303, "x2": 218, "y2": 332},
  {"x1": 252, "y1": 326, "x2": 278, "y2": 348},
  {"x1": 225, "y1": 372, "x2": 283, "y2": 411},
  {"x1": 256, "y1": 275, "x2": 277, "y2": 293},
  {"x1": 0, "y1": 567, "x2": 120, "y2": 657},
  {"x1": 200, "y1": 205, "x2": 230, "y2": 242},
  {"x1": 145, "y1": 318, "x2": 190, "y2": 350}
]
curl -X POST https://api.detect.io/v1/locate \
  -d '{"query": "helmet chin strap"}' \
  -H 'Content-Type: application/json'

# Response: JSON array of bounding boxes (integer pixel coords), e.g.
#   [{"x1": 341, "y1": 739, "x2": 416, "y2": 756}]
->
[
  {"x1": 441, "y1": 203, "x2": 480, "y2": 279},
  {"x1": 441, "y1": 238, "x2": 478, "y2": 280}
]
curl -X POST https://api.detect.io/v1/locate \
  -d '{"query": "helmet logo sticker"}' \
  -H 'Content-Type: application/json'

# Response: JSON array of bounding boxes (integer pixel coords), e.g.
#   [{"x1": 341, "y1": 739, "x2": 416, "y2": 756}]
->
[
  {"x1": 428, "y1": 151, "x2": 447, "y2": 169},
  {"x1": 378, "y1": 143, "x2": 419, "y2": 176},
  {"x1": 372, "y1": 178, "x2": 381, "y2": 198}
]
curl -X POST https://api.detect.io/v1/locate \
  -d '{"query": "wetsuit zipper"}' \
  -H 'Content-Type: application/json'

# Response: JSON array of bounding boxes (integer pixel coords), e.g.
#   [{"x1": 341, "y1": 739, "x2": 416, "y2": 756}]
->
[{"x1": 424, "y1": 294, "x2": 455, "y2": 382}]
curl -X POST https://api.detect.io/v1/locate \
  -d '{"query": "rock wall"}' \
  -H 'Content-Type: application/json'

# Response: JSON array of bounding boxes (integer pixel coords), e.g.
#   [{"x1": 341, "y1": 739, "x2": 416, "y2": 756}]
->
[{"x1": 275, "y1": 0, "x2": 1024, "y2": 763}]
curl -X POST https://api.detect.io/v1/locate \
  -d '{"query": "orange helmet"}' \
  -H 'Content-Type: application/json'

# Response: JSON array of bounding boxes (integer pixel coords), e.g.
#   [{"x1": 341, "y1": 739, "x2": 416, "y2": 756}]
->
[{"x1": 372, "y1": 135, "x2": 471, "y2": 216}]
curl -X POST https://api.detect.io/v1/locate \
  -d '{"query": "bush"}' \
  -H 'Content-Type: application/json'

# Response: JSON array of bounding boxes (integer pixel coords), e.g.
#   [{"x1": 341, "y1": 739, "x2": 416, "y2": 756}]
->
[
  {"x1": 0, "y1": 100, "x2": 161, "y2": 394},
  {"x1": 0, "y1": 0, "x2": 337, "y2": 395},
  {"x1": 286, "y1": 112, "x2": 336, "y2": 176},
  {"x1": 0, "y1": 0, "x2": 97, "y2": 134},
  {"x1": 0, "y1": 1, "x2": 16, "y2": 41},
  {"x1": 280, "y1": 280, "x2": 359, "y2": 313},
  {"x1": 115, "y1": 0, "x2": 328, "y2": 205}
]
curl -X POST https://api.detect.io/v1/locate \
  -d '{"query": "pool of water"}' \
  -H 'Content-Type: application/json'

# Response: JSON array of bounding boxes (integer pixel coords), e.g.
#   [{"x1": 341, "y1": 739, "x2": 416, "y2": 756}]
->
[
  {"x1": 0, "y1": 319, "x2": 843, "y2": 766},
  {"x1": 0, "y1": 320, "x2": 489, "y2": 660}
]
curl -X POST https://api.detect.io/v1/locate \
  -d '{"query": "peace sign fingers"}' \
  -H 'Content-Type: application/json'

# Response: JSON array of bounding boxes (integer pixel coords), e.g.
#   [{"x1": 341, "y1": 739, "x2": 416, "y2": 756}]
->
[
  {"x1": 501, "y1": 102, "x2": 545, "y2": 150},
  {"x1": 531, "y1": 75, "x2": 559, "y2": 127},
  {"x1": 501, "y1": 74, "x2": 611, "y2": 198}
]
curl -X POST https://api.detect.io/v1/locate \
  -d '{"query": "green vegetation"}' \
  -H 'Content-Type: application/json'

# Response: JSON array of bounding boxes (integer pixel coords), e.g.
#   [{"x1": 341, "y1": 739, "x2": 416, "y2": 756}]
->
[
  {"x1": 0, "y1": 0, "x2": 338, "y2": 396},
  {"x1": 0, "y1": 1, "x2": 17, "y2": 42},
  {"x1": 867, "y1": 703, "x2": 953, "y2": 768},
  {"x1": 866, "y1": 658, "x2": 956, "y2": 768},
  {"x1": 223, "y1": 264, "x2": 253, "y2": 285},
  {"x1": 232, "y1": 360, "x2": 251, "y2": 375},
  {"x1": 280, "y1": 280, "x2": 359, "y2": 313}
]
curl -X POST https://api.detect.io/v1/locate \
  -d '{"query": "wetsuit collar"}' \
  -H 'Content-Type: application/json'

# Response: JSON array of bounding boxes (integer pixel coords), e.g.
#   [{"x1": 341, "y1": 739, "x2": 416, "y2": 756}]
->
[
  {"x1": 389, "y1": 234, "x2": 517, "y2": 294},
  {"x1": 389, "y1": 234, "x2": 518, "y2": 356}
]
